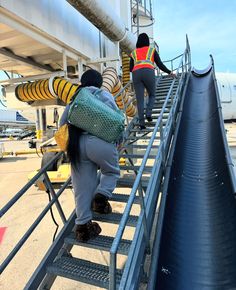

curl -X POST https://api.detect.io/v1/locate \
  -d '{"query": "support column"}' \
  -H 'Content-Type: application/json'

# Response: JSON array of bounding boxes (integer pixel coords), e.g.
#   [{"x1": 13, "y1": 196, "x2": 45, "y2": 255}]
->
[
  {"x1": 35, "y1": 109, "x2": 41, "y2": 140},
  {"x1": 41, "y1": 108, "x2": 47, "y2": 140},
  {"x1": 63, "y1": 50, "x2": 67, "y2": 78}
]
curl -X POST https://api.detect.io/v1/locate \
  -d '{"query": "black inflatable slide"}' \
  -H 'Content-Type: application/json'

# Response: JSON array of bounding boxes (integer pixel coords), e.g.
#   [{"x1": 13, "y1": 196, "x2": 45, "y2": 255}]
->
[{"x1": 153, "y1": 64, "x2": 236, "y2": 290}]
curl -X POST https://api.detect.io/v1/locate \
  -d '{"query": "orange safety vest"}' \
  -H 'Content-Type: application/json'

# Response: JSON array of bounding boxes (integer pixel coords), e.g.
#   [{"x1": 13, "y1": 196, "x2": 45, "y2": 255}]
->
[{"x1": 130, "y1": 46, "x2": 155, "y2": 72}]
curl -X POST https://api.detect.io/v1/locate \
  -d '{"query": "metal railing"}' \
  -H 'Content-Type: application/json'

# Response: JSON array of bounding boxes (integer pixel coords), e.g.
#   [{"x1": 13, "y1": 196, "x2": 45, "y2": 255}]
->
[
  {"x1": 109, "y1": 37, "x2": 191, "y2": 290},
  {"x1": 113, "y1": 80, "x2": 133, "y2": 127},
  {"x1": 160, "y1": 35, "x2": 191, "y2": 74},
  {"x1": 0, "y1": 151, "x2": 71, "y2": 274},
  {"x1": 130, "y1": 0, "x2": 154, "y2": 35}
]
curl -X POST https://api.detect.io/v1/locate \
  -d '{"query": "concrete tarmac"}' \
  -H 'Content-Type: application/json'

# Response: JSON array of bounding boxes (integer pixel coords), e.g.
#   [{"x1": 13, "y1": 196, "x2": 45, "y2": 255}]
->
[{"x1": 0, "y1": 139, "x2": 135, "y2": 290}]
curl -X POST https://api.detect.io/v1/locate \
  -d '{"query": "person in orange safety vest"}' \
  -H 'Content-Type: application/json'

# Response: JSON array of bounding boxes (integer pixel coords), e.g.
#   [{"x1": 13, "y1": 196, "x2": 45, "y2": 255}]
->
[{"x1": 130, "y1": 33, "x2": 176, "y2": 129}]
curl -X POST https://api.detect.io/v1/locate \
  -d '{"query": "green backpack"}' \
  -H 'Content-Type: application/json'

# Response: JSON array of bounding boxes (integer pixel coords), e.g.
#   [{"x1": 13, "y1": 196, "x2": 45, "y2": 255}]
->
[{"x1": 68, "y1": 88, "x2": 125, "y2": 143}]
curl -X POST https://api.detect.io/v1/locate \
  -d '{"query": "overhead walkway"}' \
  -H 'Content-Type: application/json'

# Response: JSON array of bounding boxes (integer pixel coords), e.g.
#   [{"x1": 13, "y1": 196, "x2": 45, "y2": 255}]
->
[
  {"x1": 0, "y1": 46, "x2": 191, "y2": 289},
  {"x1": 148, "y1": 58, "x2": 236, "y2": 290}
]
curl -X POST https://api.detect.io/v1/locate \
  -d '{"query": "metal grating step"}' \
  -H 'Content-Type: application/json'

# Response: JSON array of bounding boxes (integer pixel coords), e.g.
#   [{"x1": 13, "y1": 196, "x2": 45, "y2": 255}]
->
[
  {"x1": 120, "y1": 153, "x2": 156, "y2": 159},
  {"x1": 157, "y1": 85, "x2": 176, "y2": 91},
  {"x1": 116, "y1": 177, "x2": 149, "y2": 190},
  {"x1": 65, "y1": 233, "x2": 132, "y2": 255},
  {"x1": 126, "y1": 135, "x2": 160, "y2": 141},
  {"x1": 153, "y1": 104, "x2": 172, "y2": 109},
  {"x1": 130, "y1": 128, "x2": 153, "y2": 133},
  {"x1": 154, "y1": 97, "x2": 170, "y2": 101},
  {"x1": 124, "y1": 144, "x2": 159, "y2": 149},
  {"x1": 111, "y1": 192, "x2": 139, "y2": 204},
  {"x1": 120, "y1": 165, "x2": 153, "y2": 172},
  {"x1": 156, "y1": 88, "x2": 177, "y2": 93},
  {"x1": 149, "y1": 108, "x2": 170, "y2": 113},
  {"x1": 47, "y1": 256, "x2": 122, "y2": 289},
  {"x1": 154, "y1": 99, "x2": 172, "y2": 104},
  {"x1": 93, "y1": 212, "x2": 138, "y2": 227}
]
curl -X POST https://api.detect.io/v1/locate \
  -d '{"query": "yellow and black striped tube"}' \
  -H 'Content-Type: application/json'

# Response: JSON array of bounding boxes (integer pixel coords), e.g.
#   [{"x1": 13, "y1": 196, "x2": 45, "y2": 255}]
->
[
  {"x1": 102, "y1": 67, "x2": 136, "y2": 117},
  {"x1": 15, "y1": 77, "x2": 79, "y2": 104},
  {"x1": 121, "y1": 52, "x2": 130, "y2": 86},
  {"x1": 15, "y1": 79, "x2": 55, "y2": 102},
  {"x1": 15, "y1": 70, "x2": 136, "y2": 117},
  {"x1": 51, "y1": 77, "x2": 78, "y2": 104},
  {"x1": 101, "y1": 67, "x2": 118, "y2": 93}
]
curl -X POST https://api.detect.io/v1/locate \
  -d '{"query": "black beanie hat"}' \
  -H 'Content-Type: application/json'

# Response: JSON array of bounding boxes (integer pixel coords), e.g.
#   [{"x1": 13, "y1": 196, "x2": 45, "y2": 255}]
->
[
  {"x1": 80, "y1": 69, "x2": 103, "y2": 88},
  {"x1": 136, "y1": 33, "x2": 150, "y2": 48}
]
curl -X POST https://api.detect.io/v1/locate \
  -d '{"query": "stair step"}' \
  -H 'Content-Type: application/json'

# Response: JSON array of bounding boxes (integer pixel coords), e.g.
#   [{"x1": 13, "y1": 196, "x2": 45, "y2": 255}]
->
[
  {"x1": 93, "y1": 212, "x2": 138, "y2": 227},
  {"x1": 154, "y1": 96, "x2": 169, "y2": 101},
  {"x1": 120, "y1": 153, "x2": 156, "y2": 159},
  {"x1": 156, "y1": 86, "x2": 177, "y2": 94},
  {"x1": 117, "y1": 178, "x2": 149, "y2": 189},
  {"x1": 154, "y1": 99, "x2": 172, "y2": 104},
  {"x1": 159, "y1": 78, "x2": 173, "y2": 82},
  {"x1": 120, "y1": 165, "x2": 152, "y2": 172},
  {"x1": 151, "y1": 112, "x2": 169, "y2": 116},
  {"x1": 153, "y1": 104, "x2": 171, "y2": 109},
  {"x1": 130, "y1": 128, "x2": 153, "y2": 133},
  {"x1": 111, "y1": 193, "x2": 139, "y2": 204},
  {"x1": 126, "y1": 135, "x2": 160, "y2": 141},
  {"x1": 47, "y1": 256, "x2": 122, "y2": 289},
  {"x1": 124, "y1": 144, "x2": 159, "y2": 149},
  {"x1": 156, "y1": 87, "x2": 175, "y2": 91},
  {"x1": 65, "y1": 233, "x2": 132, "y2": 255},
  {"x1": 150, "y1": 108, "x2": 170, "y2": 112}
]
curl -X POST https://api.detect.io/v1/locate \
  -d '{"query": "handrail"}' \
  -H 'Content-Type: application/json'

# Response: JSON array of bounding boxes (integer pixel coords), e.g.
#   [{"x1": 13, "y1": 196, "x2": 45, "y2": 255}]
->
[
  {"x1": 113, "y1": 80, "x2": 132, "y2": 100},
  {"x1": 0, "y1": 177, "x2": 71, "y2": 274},
  {"x1": 0, "y1": 151, "x2": 70, "y2": 274},
  {"x1": 0, "y1": 151, "x2": 63, "y2": 218},
  {"x1": 163, "y1": 53, "x2": 184, "y2": 64},
  {"x1": 160, "y1": 35, "x2": 191, "y2": 73},
  {"x1": 111, "y1": 53, "x2": 184, "y2": 254},
  {"x1": 110, "y1": 39, "x2": 191, "y2": 289},
  {"x1": 113, "y1": 80, "x2": 133, "y2": 126}
]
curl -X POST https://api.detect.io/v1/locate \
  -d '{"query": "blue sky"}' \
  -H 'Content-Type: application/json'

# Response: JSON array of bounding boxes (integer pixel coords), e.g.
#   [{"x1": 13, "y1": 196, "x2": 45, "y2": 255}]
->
[{"x1": 154, "y1": 0, "x2": 236, "y2": 73}]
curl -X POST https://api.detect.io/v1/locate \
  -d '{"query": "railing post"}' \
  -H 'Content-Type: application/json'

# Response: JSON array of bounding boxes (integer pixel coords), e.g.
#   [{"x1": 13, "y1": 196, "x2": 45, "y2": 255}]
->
[
  {"x1": 43, "y1": 172, "x2": 67, "y2": 223},
  {"x1": 121, "y1": 91, "x2": 129, "y2": 126},
  {"x1": 109, "y1": 252, "x2": 116, "y2": 290},
  {"x1": 170, "y1": 80, "x2": 175, "y2": 106},
  {"x1": 160, "y1": 119, "x2": 166, "y2": 168},
  {"x1": 137, "y1": 184, "x2": 151, "y2": 253},
  {"x1": 127, "y1": 151, "x2": 151, "y2": 252}
]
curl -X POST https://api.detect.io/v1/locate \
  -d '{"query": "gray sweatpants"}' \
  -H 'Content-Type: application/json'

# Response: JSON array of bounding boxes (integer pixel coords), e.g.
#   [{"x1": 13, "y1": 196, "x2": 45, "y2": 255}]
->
[
  {"x1": 132, "y1": 68, "x2": 156, "y2": 126},
  {"x1": 71, "y1": 133, "x2": 120, "y2": 225}
]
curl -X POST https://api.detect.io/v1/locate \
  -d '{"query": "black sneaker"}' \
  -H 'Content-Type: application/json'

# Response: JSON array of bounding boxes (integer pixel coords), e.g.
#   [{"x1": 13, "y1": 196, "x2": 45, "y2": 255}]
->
[
  {"x1": 75, "y1": 221, "x2": 101, "y2": 242},
  {"x1": 139, "y1": 125, "x2": 146, "y2": 130},
  {"x1": 146, "y1": 116, "x2": 153, "y2": 122},
  {"x1": 92, "y1": 193, "x2": 112, "y2": 214}
]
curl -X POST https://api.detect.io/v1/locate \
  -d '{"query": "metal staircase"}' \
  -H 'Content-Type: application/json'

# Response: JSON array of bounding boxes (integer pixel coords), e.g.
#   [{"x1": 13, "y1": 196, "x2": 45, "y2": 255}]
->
[
  {"x1": 0, "y1": 40, "x2": 191, "y2": 290},
  {"x1": 25, "y1": 78, "x2": 185, "y2": 290}
]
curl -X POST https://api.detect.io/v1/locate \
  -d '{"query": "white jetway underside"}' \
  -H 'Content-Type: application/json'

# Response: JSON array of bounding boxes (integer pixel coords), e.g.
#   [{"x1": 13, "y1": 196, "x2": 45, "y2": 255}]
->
[{"x1": 0, "y1": 23, "x2": 78, "y2": 76}]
